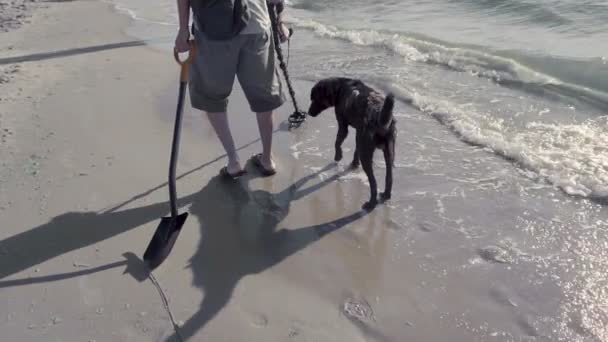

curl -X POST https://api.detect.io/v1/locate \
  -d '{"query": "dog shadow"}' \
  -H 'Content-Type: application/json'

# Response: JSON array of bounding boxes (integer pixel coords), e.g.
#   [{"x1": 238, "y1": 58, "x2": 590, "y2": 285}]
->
[
  {"x1": 164, "y1": 164, "x2": 367, "y2": 341},
  {"x1": 0, "y1": 163, "x2": 367, "y2": 340}
]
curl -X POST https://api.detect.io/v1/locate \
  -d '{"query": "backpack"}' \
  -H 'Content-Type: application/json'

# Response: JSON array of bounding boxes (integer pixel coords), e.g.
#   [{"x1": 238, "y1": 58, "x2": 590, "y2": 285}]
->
[{"x1": 191, "y1": 0, "x2": 251, "y2": 41}]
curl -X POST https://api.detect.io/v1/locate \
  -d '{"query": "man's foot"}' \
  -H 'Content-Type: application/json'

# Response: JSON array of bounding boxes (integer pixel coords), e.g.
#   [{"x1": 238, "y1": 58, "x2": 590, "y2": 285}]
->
[
  {"x1": 251, "y1": 153, "x2": 277, "y2": 176},
  {"x1": 220, "y1": 159, "x2": 246, "y2": 179},
  {"x1": 220, "y1": 166, "x2": 247, "y2": 179}
]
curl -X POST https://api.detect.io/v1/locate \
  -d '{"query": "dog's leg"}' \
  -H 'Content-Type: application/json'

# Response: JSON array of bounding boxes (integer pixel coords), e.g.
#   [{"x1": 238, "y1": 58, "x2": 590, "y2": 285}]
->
[
  {"x1": 358, "y1": 132, "x2": 377, "y2": 211},
  {"x1": 380, "y1": 140, "x2": 394, "y2": 201},
  {"x1": 350, "y1": 147, "x2": 360, "y2": 169},
  {"x1": 334, "y1": 123, "x2": 348, "y2": 162}
]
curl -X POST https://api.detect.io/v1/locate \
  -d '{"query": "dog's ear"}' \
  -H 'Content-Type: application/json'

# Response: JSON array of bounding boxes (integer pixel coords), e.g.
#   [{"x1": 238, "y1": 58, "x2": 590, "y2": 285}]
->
[
  {"x1": 314, "y1": 81, "x2": 328, "y2": 101},
  {"x1": 319, "y1": 79, "x2": 340, "y2": 104},
  {"x1": 324, "y1": 85, "x2": 332, "y2": 101}
]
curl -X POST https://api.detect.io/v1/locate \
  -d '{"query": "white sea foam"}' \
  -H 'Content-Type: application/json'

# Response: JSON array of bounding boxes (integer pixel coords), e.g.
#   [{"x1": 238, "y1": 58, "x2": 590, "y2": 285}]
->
[{"x1": 385, "y1": 82, "x2": 608, "y2": 200}]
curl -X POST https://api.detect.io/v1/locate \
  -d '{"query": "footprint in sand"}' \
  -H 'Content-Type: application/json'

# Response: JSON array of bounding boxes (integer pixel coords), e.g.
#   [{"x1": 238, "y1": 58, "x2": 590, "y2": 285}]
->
[
  {"x1": 419, "y1": 221, "x2": 439, "y2": 232},
  {"x1": 250, "y1": 313, "x2": 269, "y2": 328},
  {"x1": 342, "y1": 297, "x2": 375, "y2": 322},
  {"x1": 489, "y1": 286, "x2": 518, "y2": 308},
  {"x1": 515, "y1": 315, "x2": 539, "y2": 337},
  {"x1": 288, "y1": 327, "x2": 300, "y2": 338},
  {"x1": 477, "y1": 245, "x2": 515, "y2": 264}
]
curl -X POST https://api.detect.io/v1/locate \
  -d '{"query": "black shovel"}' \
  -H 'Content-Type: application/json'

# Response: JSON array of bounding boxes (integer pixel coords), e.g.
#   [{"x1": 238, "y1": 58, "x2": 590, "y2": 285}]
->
[{"x1": 143, "y1": 40, "x2": 196, "y2": 270}]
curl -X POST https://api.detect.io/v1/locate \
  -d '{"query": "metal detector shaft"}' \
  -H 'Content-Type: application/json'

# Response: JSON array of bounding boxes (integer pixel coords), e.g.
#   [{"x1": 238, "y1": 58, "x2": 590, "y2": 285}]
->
[{"x1": 268, "y1": 3, "x2": 307, "y2": 128}]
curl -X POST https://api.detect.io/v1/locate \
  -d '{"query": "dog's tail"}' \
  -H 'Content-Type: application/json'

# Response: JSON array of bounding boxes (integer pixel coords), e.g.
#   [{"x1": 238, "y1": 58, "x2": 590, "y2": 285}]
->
[{"x1": 380, "y1": 93, "x2": 395, "y2": 130}]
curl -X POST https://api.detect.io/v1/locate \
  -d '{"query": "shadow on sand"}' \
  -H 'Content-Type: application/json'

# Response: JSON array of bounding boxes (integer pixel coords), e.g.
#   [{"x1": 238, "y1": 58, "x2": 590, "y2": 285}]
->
[
  {"x1": 0, "y1": 123, "x2": 303, "y2": 286},
  {"x1": 163, "y1": 163, "x2": 367, "y2": 341},
  {"x1": 0, "y1": 162, "x2": 367, "y2": 340},
  {"x1": 0, "y1": 192, "x2": 197, "y2": 285},
  {"x1": 0, "y1": 39, "x2": 161, "y2": 65}
]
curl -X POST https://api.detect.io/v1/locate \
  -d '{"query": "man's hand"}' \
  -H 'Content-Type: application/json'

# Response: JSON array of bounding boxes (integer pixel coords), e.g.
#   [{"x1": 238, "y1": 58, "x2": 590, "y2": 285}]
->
[
  {"x1": 267, "y1": 0, "x2": 289, "y2": 42},
  {"x1": 277, "y1": 22, "x2": 291, "y2": 43},
  {"x1": 174, "y1": 28, "x2": 190, "y2": 53}
]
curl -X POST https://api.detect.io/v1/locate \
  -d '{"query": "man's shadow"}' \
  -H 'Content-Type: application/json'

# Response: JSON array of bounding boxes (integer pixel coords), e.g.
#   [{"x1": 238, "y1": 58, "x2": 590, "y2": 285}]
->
[
  {"x1": 0, "y1": 163, "x2": 366, "y2": 340},
  {"x1": 166, "y1": 164, "x2": 368, "y2": 341}
]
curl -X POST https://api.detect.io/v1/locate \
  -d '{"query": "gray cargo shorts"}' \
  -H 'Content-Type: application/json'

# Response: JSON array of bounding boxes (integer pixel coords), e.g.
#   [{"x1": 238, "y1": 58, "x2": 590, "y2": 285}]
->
[{"x1": 189, "y1": 28, "x2": 286, "y2": 113}]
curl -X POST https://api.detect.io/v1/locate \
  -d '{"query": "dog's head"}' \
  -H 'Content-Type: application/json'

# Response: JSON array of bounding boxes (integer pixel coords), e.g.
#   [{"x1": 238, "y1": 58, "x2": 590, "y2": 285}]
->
[{"x1": 308, "y1": 78, "x2": 342, "y2": 117}]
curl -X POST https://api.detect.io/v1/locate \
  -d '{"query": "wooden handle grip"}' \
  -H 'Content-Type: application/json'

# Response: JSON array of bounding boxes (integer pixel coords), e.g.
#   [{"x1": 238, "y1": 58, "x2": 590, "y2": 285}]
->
[{"x1": 174, "y1": 40, "x2": 197, "y2": 82}]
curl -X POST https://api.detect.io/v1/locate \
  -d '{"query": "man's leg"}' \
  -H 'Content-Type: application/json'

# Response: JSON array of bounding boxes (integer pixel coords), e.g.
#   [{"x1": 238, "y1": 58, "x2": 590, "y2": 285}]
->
[
  {"x1": 255, "y1": 111, "x2": 275, "y2": 171},
  {"x1": 237, "y1": 31, "x2": 286, "y2": 174},
  {"x1": 188, "y1": 31, "x2": 243, "y2": 175},
  {"x1": 206, "y1": 111, "x2": 242, "y2": 173}
]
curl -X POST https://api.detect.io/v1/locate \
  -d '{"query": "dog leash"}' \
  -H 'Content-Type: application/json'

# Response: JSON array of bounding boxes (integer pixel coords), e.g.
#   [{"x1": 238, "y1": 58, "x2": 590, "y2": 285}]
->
[{"x1": 268, "y1": 3, "x2": 307, "y2": 129}]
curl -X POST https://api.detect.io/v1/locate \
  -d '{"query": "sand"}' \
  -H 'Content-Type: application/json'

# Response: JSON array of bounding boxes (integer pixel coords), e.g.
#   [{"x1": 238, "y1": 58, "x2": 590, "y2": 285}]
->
[
  {"x1": 0, "y1": 0, "x2": 40, "y2": 33},
  {"x1": 4, "y1": 1, "x2": 601, "y2": 341},
  {"x1": 0, "y1": 1, "x2": 406, "y2": 341}
]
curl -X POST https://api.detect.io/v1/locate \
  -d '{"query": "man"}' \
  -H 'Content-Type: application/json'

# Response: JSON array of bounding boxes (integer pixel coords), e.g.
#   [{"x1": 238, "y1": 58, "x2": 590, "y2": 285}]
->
[{"x1": 174, "y1": 0, "x2": 290, "y2": 178}]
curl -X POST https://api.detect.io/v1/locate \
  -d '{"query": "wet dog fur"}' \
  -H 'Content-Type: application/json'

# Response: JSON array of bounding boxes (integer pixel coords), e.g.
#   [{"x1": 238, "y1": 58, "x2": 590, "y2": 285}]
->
[{"x1": 308, "y1": 77, "x2": 396, "y2": 210}]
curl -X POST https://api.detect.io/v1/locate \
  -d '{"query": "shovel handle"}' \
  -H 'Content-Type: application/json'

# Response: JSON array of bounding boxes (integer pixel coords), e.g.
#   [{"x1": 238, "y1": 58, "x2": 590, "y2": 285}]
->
[{"x1": 174, "y1": 40, "x2": 196, "y2": 82}]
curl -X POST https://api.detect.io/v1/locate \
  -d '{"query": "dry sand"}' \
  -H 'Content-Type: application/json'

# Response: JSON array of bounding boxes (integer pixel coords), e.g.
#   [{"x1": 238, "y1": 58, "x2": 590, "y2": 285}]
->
[{"x1": 0, "y1": 0, "x2": 40, "y2": 33}]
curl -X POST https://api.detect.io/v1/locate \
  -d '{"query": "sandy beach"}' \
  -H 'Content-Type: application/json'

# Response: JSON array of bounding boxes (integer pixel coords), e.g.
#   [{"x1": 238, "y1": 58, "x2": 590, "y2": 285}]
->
[
  {"x1": 0, "y1": 1, "x2": 397, "y2": 341},
  {"x1": 1, "y1": 0, "x2": 607, "y2": 341}
]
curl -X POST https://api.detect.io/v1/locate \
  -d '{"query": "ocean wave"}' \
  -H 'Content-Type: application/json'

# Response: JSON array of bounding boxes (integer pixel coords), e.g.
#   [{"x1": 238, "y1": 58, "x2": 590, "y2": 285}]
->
[
  {"x1": 449, "y1": 0, "x2": 608, "y2": 32},
  {"x1": 289, "y1": 18, "x2": 608, "y2": 111},
  {"x1": 447, "y1": 0, "x2": 574, "y2": 29},
  {"x1": 382, "y1": 81, "x2": 608, "y2": 201}
]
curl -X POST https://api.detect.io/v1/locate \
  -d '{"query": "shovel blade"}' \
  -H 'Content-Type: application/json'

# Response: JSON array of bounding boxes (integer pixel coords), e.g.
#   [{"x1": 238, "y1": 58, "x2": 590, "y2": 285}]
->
[{"x1": 143, "y1": 212, "x2": 188, "y2": 270}]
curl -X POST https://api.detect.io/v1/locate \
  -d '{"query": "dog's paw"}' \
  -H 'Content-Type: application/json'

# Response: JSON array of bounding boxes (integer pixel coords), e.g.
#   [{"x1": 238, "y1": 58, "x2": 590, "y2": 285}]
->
[
  {"x1": 362, "y1": 200, "x2": 378, "y2": 211},
  {"x1": 334, "y1": 150, "x2": 343, "y2": 162},
  {"x1": 349, "y1": 160, "x2": 360, "y2": 169},
  {"x1": 380, "y1": 192, "x2": 391, "y2": 202}
]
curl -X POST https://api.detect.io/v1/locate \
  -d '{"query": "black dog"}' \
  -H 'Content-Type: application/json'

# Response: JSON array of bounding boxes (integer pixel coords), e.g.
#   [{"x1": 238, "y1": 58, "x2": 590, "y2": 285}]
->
[{"x1": 308, "y1": 77, "x2": 396, "y2": 210}]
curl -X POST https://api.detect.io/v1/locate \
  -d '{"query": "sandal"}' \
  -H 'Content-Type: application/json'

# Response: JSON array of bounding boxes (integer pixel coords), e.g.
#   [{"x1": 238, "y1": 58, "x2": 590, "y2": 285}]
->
[
  {"x1": 219, "y1": 166, "x2": 247, "y2": 179},
  {"x1": 251, "y1": 153, "x2": 276, "y2": 176}
]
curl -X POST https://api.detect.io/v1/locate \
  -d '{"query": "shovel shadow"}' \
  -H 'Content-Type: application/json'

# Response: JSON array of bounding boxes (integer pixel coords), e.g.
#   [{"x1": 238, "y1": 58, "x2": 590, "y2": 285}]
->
[
  {"x1": 0, "y1": 126, "x2": 296, "y2": 287},
  {"x1": 0, "y1": 193, "x2": 197, "y2": 284}
]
